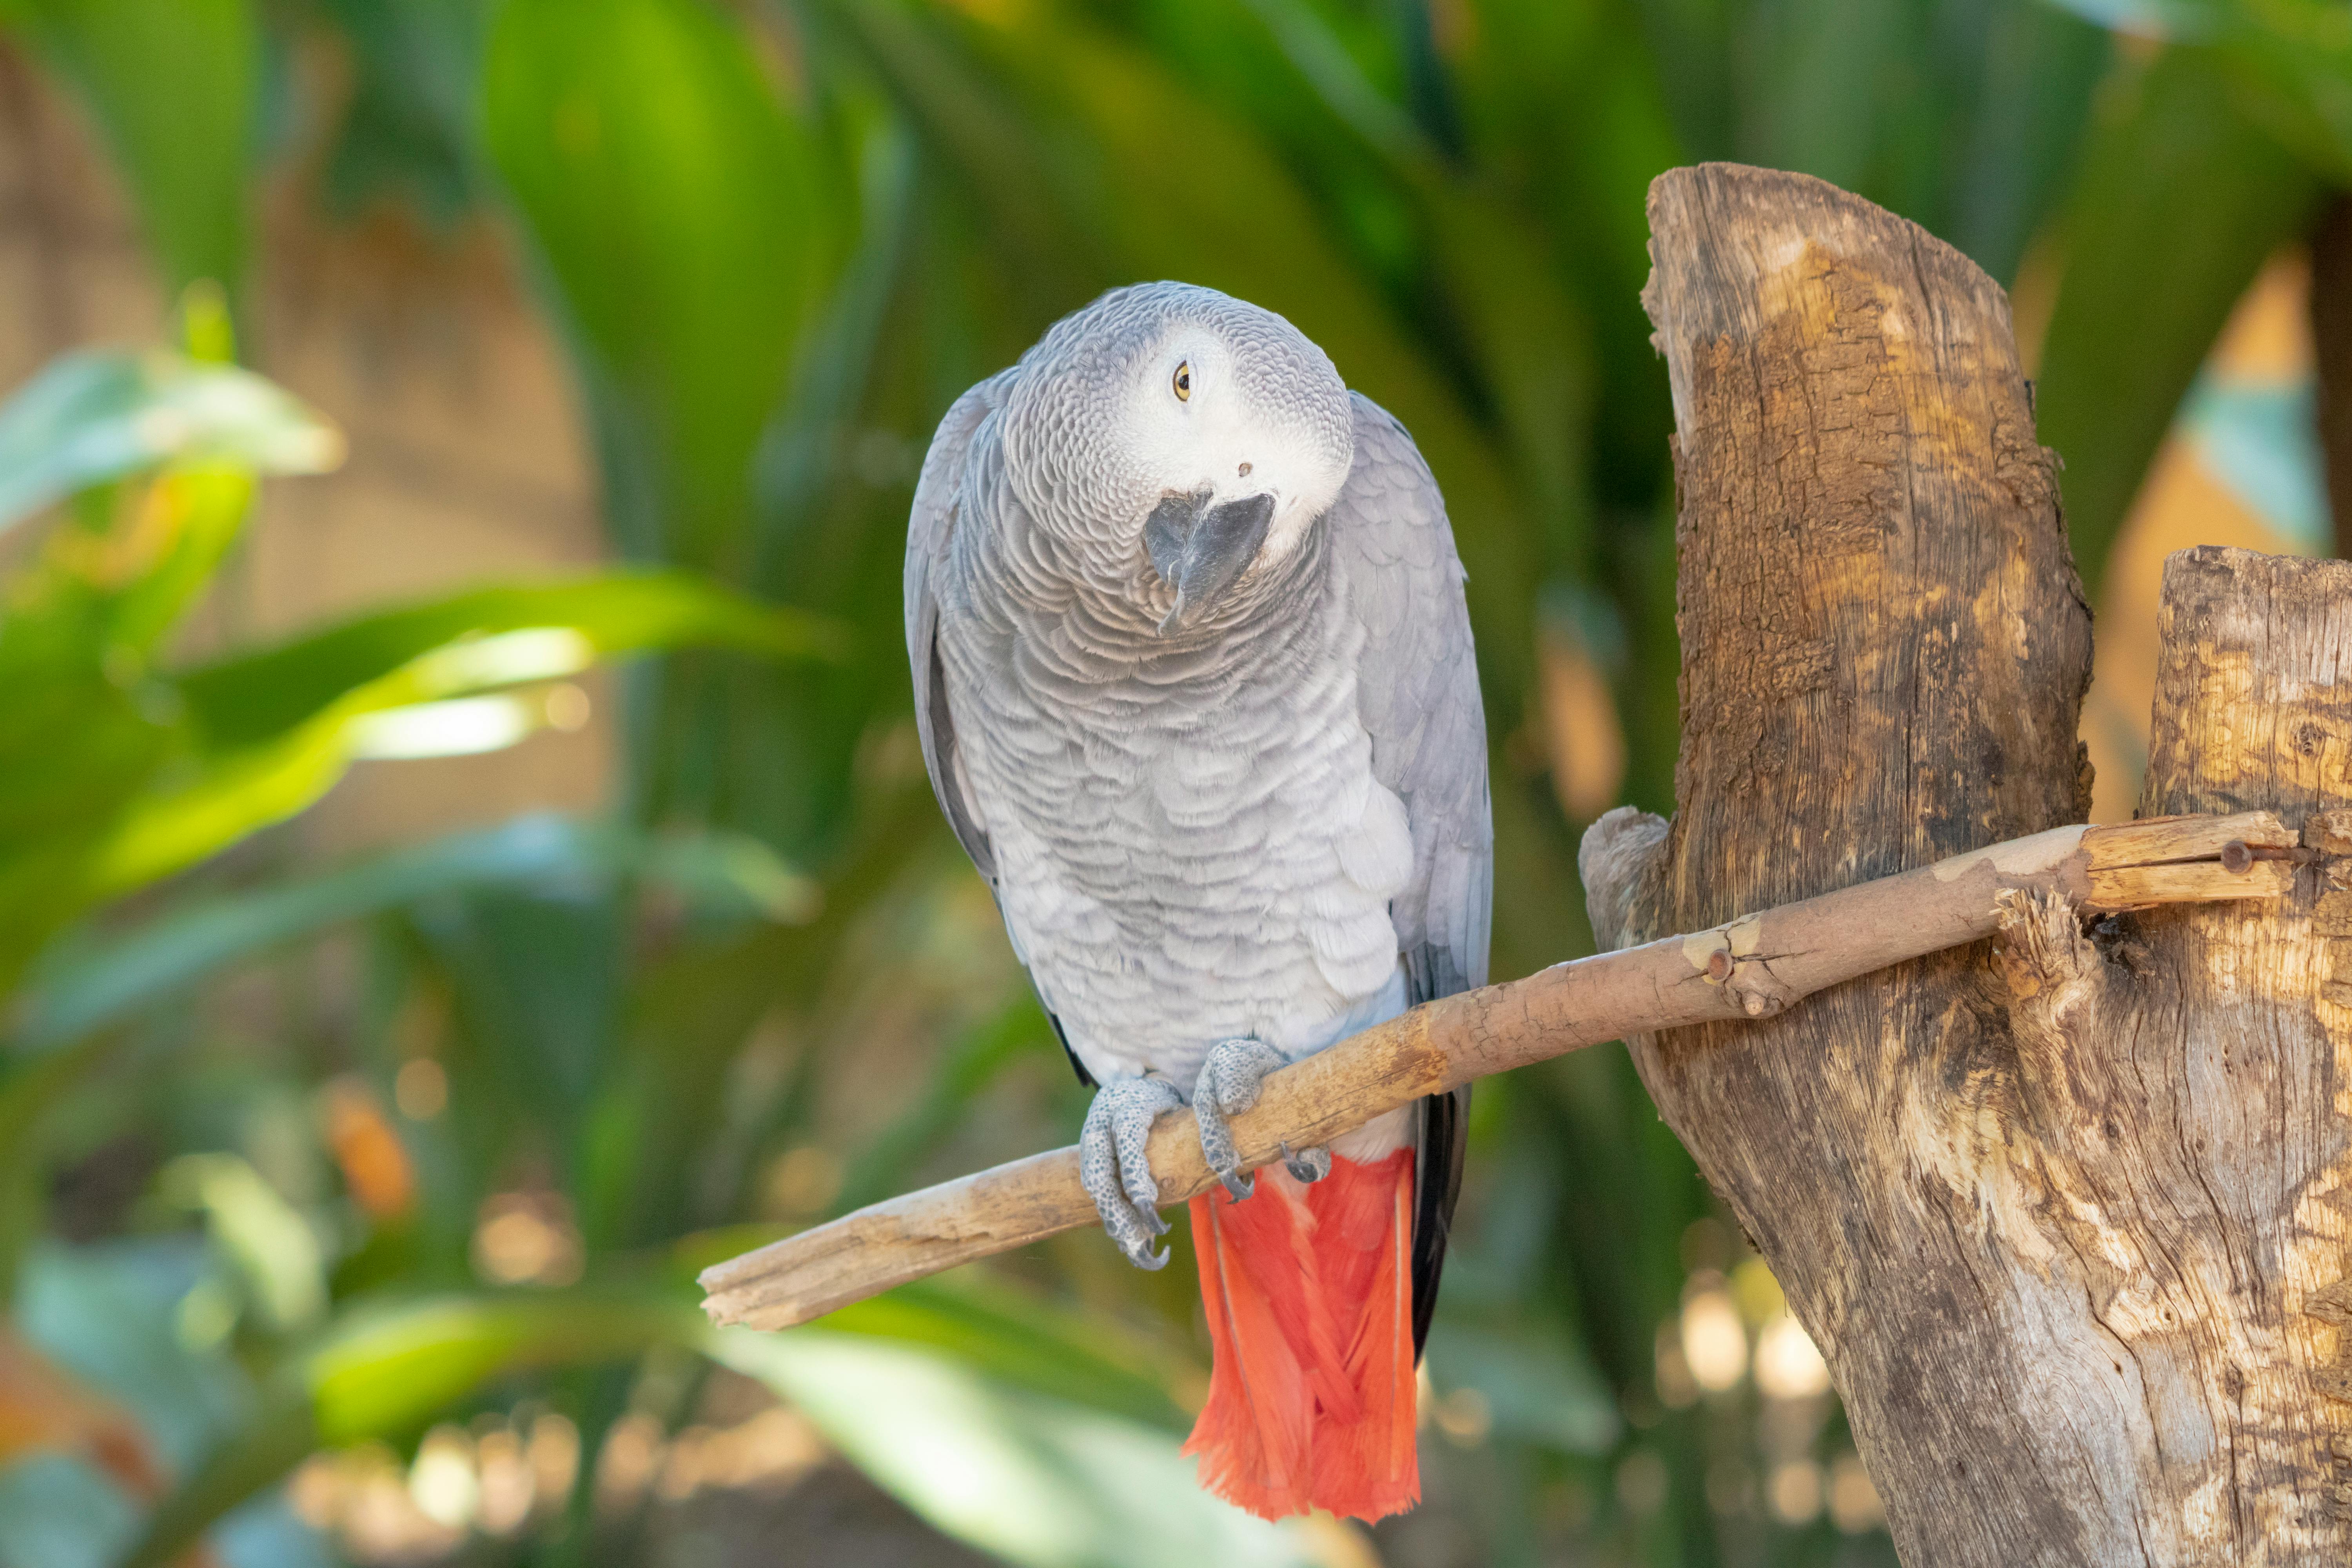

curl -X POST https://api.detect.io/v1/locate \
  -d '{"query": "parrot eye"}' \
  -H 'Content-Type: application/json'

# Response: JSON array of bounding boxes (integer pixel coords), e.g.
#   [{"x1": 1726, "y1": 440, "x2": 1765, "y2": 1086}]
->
[{"x1": 1172, "y1": 362, "x2": 1192, "y2": 402}]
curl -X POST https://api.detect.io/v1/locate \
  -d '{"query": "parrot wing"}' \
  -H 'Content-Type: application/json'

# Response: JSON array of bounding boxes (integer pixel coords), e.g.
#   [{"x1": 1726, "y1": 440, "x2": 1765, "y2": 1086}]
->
[
  {"x1": 1328, "y1": 392, "x2": 1493, "y2": 1356},
  {"x1": 906, "y1": 374, "x2": 1098, "y2": 1087},
  {"x1": 906, "y1": 376, "x2": 1001, "y2": 885}
]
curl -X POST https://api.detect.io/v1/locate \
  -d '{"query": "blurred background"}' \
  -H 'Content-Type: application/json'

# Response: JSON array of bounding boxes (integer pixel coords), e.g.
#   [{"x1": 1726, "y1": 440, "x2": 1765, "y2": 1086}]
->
[{"x1": 0, "y1": 1, "x2": 2345, "y2": 1564}]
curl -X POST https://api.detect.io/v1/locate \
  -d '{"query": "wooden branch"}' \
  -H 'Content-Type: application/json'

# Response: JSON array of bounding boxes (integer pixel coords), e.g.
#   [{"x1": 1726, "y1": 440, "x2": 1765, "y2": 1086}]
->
[
  {"x1": 1619, "y1": 164, "x2": 2352, "y2": 1565},
  {"x1": 1628, "y1": 164, "x2": 2100, "y2": 1563},
  {"x1": 699, "y1": 809, "x2": 2290, "y2": 1332}
]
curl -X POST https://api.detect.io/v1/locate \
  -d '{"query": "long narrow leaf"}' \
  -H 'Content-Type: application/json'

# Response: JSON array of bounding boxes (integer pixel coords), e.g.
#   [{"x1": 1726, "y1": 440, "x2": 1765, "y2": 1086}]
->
[
  {"x1": 16, "y1": 817, "x2": 584, "y2": 1055},
  {"x1": 116, "y1": 1282, "x2": 1237, "y2": 1568},
  {"x1": 1238, "y1": 0, "x2": 1599, "y2": 571},
  {"x1": 0, "y1": 465, "x2": 268, "y2": 985},
  {"x1": 177, "y1": 573, "x2": 841, "y2": 750},
  {"x1": 481, "y1": 0, "x2": 838, "y2": 566},
  {"x1": 714, "y1": 1328, "x2": 1316, "y2": 1568},
  {"x1": 2047, "y1": 1, "x2": 2352, "y2": 183},
  {"x1": 21, "y1": 0, "x2": 256, "y2": 294},
  {"x1": 2035, "y1": 45, "x2": 2323, "y2": 592},
  {"x1": 0, "y1": 351, "x2": 340, "y2": 537},
  {"x1": 813, "y1": 1274, "x2": 1196, "y2": 1433},
  {"x1": 81, "y1": 579, "x2": 837, "y2": 891},
  {"x1": 15, "y1": 813, "x2": 817, "y2": 1056}
]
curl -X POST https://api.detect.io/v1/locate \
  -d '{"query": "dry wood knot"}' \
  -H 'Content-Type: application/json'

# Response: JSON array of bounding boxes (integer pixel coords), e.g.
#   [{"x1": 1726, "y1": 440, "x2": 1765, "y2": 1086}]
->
[
  {"x1": 1677, "y1": 909, "x2": 1798, "y2": 1018},
  {"x1": 1579, "y1": 806, "x2": 1671, "y2": 951},
  {"x1": 1732, "y1": 973, "x2": 1796, "y2": 1018},
  {"x1": 1993, "y1": 887, "x2": 2123, "y2": 1141},
  {"x1": 1994, "y1": 887, "x2": 2101, "y2": 1003}
]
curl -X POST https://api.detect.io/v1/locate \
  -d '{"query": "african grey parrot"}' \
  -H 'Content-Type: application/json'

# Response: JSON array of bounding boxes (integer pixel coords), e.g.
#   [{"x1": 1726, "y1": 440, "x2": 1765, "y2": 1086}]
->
[{"x1": 904, "y1": 281, "x2": 1489, "y2": 1521}]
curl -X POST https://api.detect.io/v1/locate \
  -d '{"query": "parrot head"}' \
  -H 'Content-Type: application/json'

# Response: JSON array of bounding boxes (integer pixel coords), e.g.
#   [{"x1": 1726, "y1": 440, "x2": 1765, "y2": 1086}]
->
[{"x1": 1002, "y1": 282, "x2": 1354, "y2": 634}]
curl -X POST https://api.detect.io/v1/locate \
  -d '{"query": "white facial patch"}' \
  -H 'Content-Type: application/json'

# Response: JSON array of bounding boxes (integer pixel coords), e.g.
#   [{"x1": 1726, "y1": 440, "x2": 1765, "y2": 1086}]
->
[{"x1": 1123, "y1": 328, "x2": 1351, "y2": 566}]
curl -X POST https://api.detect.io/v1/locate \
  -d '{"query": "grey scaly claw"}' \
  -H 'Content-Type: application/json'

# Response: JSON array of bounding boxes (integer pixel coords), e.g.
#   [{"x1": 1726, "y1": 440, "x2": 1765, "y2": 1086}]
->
[
  {"x1": 1280, "y1": 1141, "x2": 1331, "y2": 1184},
  {"x1": 1194, "y1": 1038, "x2": 1292, "y2": 1201},
  {"x1": 1079, "y1": 1076, "x2": 1185, "y2": 1269}
]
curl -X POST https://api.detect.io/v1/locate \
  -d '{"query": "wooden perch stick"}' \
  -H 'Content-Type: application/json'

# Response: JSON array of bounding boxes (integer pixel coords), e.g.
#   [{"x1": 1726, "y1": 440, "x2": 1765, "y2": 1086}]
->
[{"x1": 699, "y1": 810, "x2": 2296, "y2": 1332}]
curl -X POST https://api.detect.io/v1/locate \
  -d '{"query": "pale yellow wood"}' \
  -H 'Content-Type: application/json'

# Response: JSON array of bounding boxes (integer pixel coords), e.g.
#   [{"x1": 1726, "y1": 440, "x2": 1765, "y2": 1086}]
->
[
  {"x1": 2084, "y1": 858, "x2": 2296, "y2": 911},
  {"x1": 2080, "y1": 809, "x2": 2294, "y2": 869}
]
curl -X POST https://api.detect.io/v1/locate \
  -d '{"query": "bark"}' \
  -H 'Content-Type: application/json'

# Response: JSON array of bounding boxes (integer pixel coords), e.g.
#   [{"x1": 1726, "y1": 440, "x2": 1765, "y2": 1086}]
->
[
  {"x1": 2108, "y1": 546, "x2": 2352, "y2": 1552},
  {"x1": 1621, "y1": 163, "x2": 2352, "y2": 1565}
]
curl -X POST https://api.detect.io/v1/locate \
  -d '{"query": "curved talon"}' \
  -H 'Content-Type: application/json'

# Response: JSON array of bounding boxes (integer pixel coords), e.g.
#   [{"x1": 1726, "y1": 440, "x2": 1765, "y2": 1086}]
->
[
  {"x1": 1078, "y1": 1076, "x2": 1183, "y2": 1269},
  {"x1": 1195, "y1": 1038, "x2": 1290, "y2": 1201},
  {"x1": 1280, "y1": 1141, "x2": 1331, "y2": 1184}
]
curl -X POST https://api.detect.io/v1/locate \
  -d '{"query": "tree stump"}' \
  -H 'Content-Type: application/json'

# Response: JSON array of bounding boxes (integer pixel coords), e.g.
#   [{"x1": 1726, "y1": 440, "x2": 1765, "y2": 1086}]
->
[{"x1": 1587, "y1": 164, "x2": 2352, "y2": 1564}]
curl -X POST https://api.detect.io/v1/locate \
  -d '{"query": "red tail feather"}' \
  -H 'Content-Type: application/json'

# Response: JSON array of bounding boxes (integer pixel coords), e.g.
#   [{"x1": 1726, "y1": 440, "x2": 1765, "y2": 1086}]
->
[{"x1": 1183, "y1": 1150, "x2": 1419, "y2": 1522}]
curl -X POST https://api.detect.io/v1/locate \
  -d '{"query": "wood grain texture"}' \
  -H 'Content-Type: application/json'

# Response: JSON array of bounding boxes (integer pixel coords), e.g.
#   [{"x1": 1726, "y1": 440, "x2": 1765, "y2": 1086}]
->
[
  {"x1": 2084, "y1": 858, "x2": 2295, "y2": 911},
  {"x1": 700, "y1": 810, "x2": 2283, "y2": 1333},
  {"x1": 1942, "y1": 549, "x2": 2352, "y2": 1557},
  {"x1": 2082, "y1": 811, "x2": 2296, "y2": 867},
  {"x1": 1626, "y1": 163, "x2": 2107, "y2": 1565},
  {"x1": 2087, "y1": 545, "x2": 2352, "y2": 1555},
  {"x1": 1625, "y1": 166, "x2": 2352, "y2": 1566}
]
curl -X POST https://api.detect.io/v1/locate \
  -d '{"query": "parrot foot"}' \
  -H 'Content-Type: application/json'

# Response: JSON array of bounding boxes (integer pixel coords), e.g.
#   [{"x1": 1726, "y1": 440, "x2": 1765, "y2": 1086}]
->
[
  {"x1": 1078, "y1": 1076, "x2": 1185, "y2": 1270},
  {"x1": 1279, "y1": 1141, "x2": 1331, "y2": 1183},
  {"x1": 1195, "y1": 1038, "x2": 1328, "y2": 1201}
]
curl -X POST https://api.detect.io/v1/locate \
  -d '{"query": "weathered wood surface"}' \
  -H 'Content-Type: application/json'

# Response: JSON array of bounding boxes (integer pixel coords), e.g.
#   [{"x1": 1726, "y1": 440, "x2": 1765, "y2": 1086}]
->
[
  {"x1": 702, "y1": 808, "x2": 2284, "y2": 1333},
  {"x1": 2057, "y1": 545, "x2": 2352, "y2": 1555},
  {"x1": 1606, "y1": 163, "x2": 2352, "y2": 1565}
]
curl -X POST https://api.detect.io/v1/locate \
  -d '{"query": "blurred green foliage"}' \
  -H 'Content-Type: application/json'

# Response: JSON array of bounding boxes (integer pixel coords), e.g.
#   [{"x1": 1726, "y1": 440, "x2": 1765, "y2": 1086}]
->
[{"x1": 0, "y1": 2, "x2": 2343, "y2": 1566}]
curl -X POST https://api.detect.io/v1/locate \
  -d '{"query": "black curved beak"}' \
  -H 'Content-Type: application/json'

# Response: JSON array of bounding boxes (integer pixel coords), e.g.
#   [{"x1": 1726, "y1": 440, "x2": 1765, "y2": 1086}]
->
[{"x1": 1143, "y1": 490, "x2": 1274, "y2": 634}]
